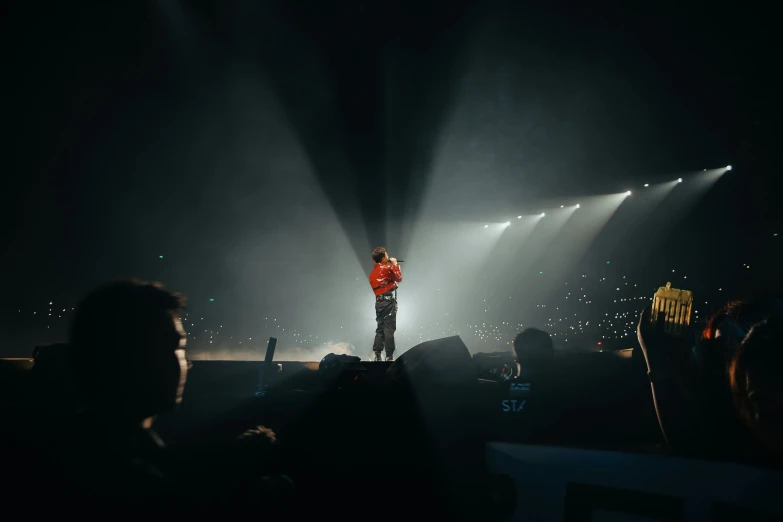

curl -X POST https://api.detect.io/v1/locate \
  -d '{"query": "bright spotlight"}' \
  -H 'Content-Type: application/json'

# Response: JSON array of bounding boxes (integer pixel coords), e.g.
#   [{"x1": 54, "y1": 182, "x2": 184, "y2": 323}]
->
[
  {"x1": 726, "y1": 165, "x2": 732, "y2": 170},
  {"x1": 517, "y1": 215, "x2": 522, "y2": 219},
  {"x1": 625, "y1": 190, "x2": 632, "y2": 196},
  {"x1": 484, "y1": 225, "x2": 488, "y2": 229},
  {"x1": 576, "y1": 204, "x2": 580, "y2": 209},
  {"x1": 504, "y1": 221, "x2": 511, "y2": 226},
  {"x1": 644, "y1": 183, "x2": 649, "y2": 187},
  {"x1": 540, "y1": 212, "x2": 546, "y2": 217},
  {"x1": 677, "y1": 178, "x2": 683, "y2": 183},
  {"x1": 560, "y1": 205, "x2": 564, "y2": 208}
]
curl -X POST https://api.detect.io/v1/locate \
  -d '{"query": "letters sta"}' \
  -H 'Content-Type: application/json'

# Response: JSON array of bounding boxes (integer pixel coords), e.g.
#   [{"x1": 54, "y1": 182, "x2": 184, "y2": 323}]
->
[{"x1": 502, "y1": 399, "x2": 526, "y2": 412}]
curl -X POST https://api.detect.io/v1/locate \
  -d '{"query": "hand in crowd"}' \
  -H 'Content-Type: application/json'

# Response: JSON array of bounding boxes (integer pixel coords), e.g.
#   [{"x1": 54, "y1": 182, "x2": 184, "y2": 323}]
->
[{"x1": 637, "y1": 305, "x2": 697, "y2": 379}]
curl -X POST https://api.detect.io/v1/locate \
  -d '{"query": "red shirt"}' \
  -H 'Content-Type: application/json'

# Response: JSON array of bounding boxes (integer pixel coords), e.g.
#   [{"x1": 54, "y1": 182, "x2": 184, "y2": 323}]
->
[{"x1": 369, "y1": 262, "x2": 403, "y2": 296}]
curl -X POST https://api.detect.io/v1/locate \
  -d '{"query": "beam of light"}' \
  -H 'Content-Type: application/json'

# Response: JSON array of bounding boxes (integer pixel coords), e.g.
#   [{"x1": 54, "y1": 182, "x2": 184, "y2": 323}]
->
[
  {"x1": 379, "y1": 23, "x2": 471, "y2": 273},
  {"x1": 540, "y1": 193, "x2": 626, "y2": 259},
  {"x1": 541, "y1": 212, "x2": 546, "y2": 217},
  {"x1": 169, "y1": 4, "x2": 381, "y2": 274},
  {"x1": 625, "y1": 190, "x2": 632, "y2": 196},
  {"x1": 442, "y1": 213, "x2": 545, "y2": 334},
  {"x1": 509, "y1": 197, "x2": 625, "y2": 320},
  {"x1": 613, "y1": 180, "x2": 682, "y2": 245},
  {"x1": 159, "y1": 3, "x2": 380, "y2": 360},
  {"x1": 689, "y1": 167, "x2": 731, "y2": 189},
  {"x1": 607, "y1": 170, "x2": 724, "y2": 265},
  {"x1": 475, "y1": 209, "x2": 566, "y2": 311},
  {"x1": 710, "y1": 166, "x2": 732, "y2": 178},
  {"x1": 402, "y1": 219, "x2": 511, "y2": 349}
]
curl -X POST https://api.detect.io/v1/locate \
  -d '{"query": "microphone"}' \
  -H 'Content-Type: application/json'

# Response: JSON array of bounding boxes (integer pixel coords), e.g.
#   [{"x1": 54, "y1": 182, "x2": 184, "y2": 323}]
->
[{"x1": 396, "y1": 260, "x2": 404, "y2": 263}]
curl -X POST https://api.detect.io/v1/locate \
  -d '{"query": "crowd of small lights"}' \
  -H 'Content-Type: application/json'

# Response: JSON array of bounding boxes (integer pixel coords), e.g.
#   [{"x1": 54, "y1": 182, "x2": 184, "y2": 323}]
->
[{"x1": 12, "y1": 259, "x2": 766, "y2": 359}]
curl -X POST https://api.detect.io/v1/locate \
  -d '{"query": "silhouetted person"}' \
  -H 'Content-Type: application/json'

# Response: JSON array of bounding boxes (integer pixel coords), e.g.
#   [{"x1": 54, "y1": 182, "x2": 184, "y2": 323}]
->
[
  {"x1": 489, "y1": 328, "x2": 575, "y2": 445},
  {"x1": 637, "y1": 300, "x2": 780, "y2": 463},
  {"x1": 369, "y1": 246, "x2": 402, "y2": 361},
  {"x1": 697, "y1": 299, "x2": 782, "y2": 378},
  {"x1": 512, "y1": 327, "x2": 556, "y2": 378},
  {"x1": 50, "y1": 279, "x2": 290, "y2": 514},
  {"x1": 730, "y1": 316, "x2": 783, "y2": 463},
  {"x1": 61, "y1": 279, "x2": 188, "y2": 506}
]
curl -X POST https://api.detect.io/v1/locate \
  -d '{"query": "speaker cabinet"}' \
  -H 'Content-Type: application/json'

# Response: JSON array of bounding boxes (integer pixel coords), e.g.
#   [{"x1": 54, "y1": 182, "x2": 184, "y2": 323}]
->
[{"x1": 387, "y1": 335, "x2": 477, "y2": 387}]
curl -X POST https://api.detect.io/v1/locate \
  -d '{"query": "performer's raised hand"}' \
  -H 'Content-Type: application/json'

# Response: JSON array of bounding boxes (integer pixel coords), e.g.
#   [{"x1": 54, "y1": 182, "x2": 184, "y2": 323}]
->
[{"x1": 389, "y1": 257, "x2": 398, "y2": 265}]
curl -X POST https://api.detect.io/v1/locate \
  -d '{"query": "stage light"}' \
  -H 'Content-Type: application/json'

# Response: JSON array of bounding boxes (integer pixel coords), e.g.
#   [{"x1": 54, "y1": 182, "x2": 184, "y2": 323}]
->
[
  {"x1": 726, "y1": 165, "x2": 732, "y2": 170},
  {"x1": 677, "y1": 178, "x2": 683, "y2": 183},
  {"x1": 504, "y1": 221, "x2": 511, "y2": 226},
  {"x1": 484, "y1": 225, "x2": 488, "y2": 228},
  {"x1": 576, "y1": 204, "x2": 580, "y2": 209},
  {"x1": 644, "y1": 184, "x2": 649, "y2": 187},
  {"x1": 625, "y1": 190, "x2": 632, "y2": 196},
  {"x1": 560, "y1": 205, "x2": 564, "y2": 208},
  {"x1": 541, "y1": 212, "x2": 546, "y2": 217}
]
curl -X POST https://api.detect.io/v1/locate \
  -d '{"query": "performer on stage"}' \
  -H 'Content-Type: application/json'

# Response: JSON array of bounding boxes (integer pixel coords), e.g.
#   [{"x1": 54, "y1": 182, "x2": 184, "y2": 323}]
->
[{"x1": 369, "y1": 247, "x2": 402, "y2": 361}]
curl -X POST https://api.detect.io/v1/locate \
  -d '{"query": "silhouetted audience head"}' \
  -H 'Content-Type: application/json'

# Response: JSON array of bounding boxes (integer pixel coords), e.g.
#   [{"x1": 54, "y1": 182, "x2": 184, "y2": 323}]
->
[
  {"x1": 513, "y1": 328, "x2": 554, "y2": 367},
  {"x1": 704, "y1": 300, "x2": 748, "y2": 341},
  {"x1": 69, "y1": 279, "x2": 187, "y2": 422},
  {"x1": 704, "y1": 298, "x2": 783, "y2": 342},
  {"x1": 235, "y1": 425, "x2": 279, "y2": 463},
  {"x1": 729, "y1": 316, "x2": 783, "y2": 456},
  {"x1": 699, "y1": 297, "x2": 783, "y2": 375}
]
